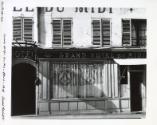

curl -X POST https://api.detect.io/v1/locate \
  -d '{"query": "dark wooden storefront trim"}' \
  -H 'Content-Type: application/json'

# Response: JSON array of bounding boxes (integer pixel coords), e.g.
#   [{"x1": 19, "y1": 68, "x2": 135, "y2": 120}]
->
[{"x1": 12, "y1": 47, "x2": 146, "y2": 61}]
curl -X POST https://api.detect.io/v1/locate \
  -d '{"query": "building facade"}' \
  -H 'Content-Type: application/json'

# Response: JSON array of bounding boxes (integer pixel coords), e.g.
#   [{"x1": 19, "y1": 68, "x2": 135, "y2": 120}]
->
[{"x1": 11, "y1": 7, "x2": 146, "y2": 116}]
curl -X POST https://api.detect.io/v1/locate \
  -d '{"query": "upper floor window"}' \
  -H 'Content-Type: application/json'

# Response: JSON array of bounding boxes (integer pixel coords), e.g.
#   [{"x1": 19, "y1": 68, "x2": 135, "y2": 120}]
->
[
  {"x1": 122, "y1": 19, "x2": 146, "y2": 47},
  {"x1": 92, "y1": 19, "x2": 111, "y2": 46},
  {"x1": 52, "y1": 19, "x2": 72, "y2": 47},
  {"x1": 13, "y1": 17, "x2": 33, "y2": 42}
]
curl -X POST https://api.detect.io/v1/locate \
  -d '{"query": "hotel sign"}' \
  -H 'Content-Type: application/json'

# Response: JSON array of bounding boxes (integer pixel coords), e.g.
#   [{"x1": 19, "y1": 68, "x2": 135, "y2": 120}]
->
[
  {"x1": 12, "y1": 47, "x2": 146, "y2": 60},
  {"x1": 13, "y1": 7, "x2": 113, "y2": 13},
  {"x1": 37, "y1": 49, "x2": 146, "y2": 59},
  {"x1": 12, "y1": 47, "x2": 36, "y2": 61}
]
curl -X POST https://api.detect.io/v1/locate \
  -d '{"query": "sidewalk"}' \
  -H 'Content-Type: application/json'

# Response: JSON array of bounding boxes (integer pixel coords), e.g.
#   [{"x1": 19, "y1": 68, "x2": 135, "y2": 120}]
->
[
  {"x1": 13, "y1": 112, "x2": 146, "y2": 119},
  {"x1": 40, "y1": 112, "x2": 145, "y2": 119}
]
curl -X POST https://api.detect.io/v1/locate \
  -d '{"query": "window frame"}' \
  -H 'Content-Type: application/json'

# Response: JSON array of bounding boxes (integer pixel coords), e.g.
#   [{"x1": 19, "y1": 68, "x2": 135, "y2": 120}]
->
[
  {"x1": 122, "y1": 18, "x2": 147, "y2": 47},
  {"x1": 92, "y1": 18, "x2": 111, "y2": 47},
  {"x1": 52, "y1": 18, "x2": 73, "y2": 48},
  {"x1": 13, "y1": 17, "x2": 34, "y2": 42}
]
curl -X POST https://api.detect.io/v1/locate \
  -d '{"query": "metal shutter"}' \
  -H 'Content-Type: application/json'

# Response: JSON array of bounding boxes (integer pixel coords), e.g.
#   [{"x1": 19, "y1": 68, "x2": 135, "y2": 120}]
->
[
  {"x1": 102, "y1": 19, "x2": 110, "y2": 45},
  {"x1": 13, "y1": 18, "x2": 22, "y2": 41},
  {"x1": 52, "y1": 20, "x2": 62, "y2": 45},
  {"x1": 92, "y1": 20, "x2": 101, "y2": 45},
  {"x1": 23, "y1": 18, "x2": 33, "y2": 42},
  {"x1": 63, "y1": 20, "x2": 72, "y2": 45}
]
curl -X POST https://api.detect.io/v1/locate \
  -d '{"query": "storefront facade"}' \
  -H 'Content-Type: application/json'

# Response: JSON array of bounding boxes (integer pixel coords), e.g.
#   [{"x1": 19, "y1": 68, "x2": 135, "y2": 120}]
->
[{"x1": 11, "y1": 7, "x2": 146, "y2": 116}]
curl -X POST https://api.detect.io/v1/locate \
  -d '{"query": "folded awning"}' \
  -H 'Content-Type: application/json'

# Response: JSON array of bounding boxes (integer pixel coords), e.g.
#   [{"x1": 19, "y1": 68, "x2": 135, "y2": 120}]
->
[{"x1": 114, "y1": 59, "x2": 147, "y2": 65}]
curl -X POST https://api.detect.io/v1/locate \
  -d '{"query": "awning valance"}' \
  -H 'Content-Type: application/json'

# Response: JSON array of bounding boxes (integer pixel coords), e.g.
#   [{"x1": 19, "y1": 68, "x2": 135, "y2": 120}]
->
[{"x1": 114, "y1": 59, "x2": 147, "y2": 65}]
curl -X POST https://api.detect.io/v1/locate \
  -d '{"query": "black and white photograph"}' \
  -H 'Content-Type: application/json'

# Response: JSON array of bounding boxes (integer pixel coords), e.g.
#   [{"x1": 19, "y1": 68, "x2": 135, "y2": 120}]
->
[
  {"x1": 1, "y1": 0, "x2": 157, "y2": 124},
  {"x1": 11, "y1": 7, "x2": 146, "y2": 118}
]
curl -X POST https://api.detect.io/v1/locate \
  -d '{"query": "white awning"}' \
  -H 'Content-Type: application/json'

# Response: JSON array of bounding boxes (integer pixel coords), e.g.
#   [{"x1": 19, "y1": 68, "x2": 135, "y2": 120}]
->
[{"x1": 114, "y1": 59, "x2": 147, "y2": 65}]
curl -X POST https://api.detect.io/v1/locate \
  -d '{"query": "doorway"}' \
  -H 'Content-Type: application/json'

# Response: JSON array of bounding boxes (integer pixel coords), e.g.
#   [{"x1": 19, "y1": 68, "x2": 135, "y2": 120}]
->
[
  {"x1": 130, "y1": 71, "x2": 143, "y2": 112},
  {"x1": 11, "y1": 63, "x2": 36, "y2": 116}
]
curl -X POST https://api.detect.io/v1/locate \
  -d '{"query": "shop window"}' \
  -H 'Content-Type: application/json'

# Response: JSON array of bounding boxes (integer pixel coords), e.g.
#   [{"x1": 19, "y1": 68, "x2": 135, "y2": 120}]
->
[
  {"x1": 52, "y1": 19, "x2": 72, "y2": 47},
  {"x1": 13, "y1": 17, "x2": 33, "y2": 42},
  {"x1": 120, "y1": 66, "x2": 129, "y2": 98},
  {"x1": 40, "y1": 61, "x2": 119, "y2": 99},
  {"x1": 120, "y1": 66, "x2": 128, "y2": 84},
  {"x1": 92, "y1": 19, "x2": 111, "y2": 46},
  {"x1": 122, "y1": 19, "x2": 146, "y2": 47}
]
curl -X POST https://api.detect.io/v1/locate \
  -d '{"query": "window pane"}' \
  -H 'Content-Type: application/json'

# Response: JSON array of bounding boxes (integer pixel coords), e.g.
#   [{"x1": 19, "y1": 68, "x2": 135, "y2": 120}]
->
[
  {"x1": 139, "y1": 20, "x2": 146, "y2": 46},
  {"x1": 132, "y1": 19, "x2": 146, "y2": 46},
  {"x1": 120, "y1": 66, "x2": 127, "y2": 84},
  {"x1": 120, "y1": 66, "x2": 129, "y2": 98},
  {"x1": 50, "y1": 62, "x2": 104, "y2": 99}
]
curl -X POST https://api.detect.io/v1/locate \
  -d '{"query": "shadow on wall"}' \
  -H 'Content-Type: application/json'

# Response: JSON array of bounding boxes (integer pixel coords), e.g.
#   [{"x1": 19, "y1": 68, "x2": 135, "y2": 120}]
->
[{"x1": 40, "y1": 64, "x2": 119, "y2": 112}]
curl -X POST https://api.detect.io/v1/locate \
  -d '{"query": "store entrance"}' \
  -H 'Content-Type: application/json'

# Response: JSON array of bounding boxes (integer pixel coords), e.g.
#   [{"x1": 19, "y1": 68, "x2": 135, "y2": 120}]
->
[
  {"x1": 11, "y1": 63, "x2": 36, "y2": 116},
  {"x1": 130, "y1": 71, "x2": 143, "y2": 112}
]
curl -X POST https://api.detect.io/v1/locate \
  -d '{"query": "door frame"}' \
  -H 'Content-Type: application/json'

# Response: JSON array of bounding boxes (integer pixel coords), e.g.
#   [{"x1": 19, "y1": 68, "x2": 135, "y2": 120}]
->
[{"x1": 129, "y1": 69, "x2": 144, "y2": 112}]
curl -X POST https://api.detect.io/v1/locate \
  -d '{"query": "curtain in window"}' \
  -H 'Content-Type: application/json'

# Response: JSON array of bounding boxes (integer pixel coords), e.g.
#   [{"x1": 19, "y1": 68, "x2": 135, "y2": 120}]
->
[
  {"x1": 131, "y1": 22, "x2": 137, "y2": 46},
  {"x1": 138, "y1": 21, "x2": 146, "y2": 46},
  {"x1": 132, "y1": 20, "x2": 146, "y2": 46},
  {"x1": 47, "y1": 61, "x2": 118, "y2": 99}
]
